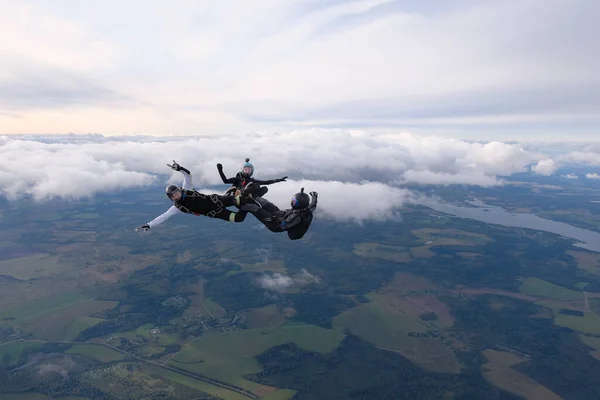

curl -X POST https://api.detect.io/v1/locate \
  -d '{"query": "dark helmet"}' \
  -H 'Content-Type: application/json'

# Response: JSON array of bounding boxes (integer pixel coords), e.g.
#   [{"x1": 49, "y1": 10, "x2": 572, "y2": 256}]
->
[
  {"x1": 241, "y1": 157, "x2": 254, "y2": 177},
  {"x1": 165, "y1": 184, "x2": 181, "y2": 200},
  {"x1": 291, "y1": 187, "x2": 310, "y2": 210}
]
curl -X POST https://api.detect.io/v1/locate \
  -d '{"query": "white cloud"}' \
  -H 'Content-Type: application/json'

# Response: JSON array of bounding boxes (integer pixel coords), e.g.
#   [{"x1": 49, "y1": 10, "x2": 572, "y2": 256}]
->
[
  {"x1": 558, "y1": 149, "x2": 600, "y2": 167},
  {"x1": 257, "y1": 268, "x2": 321, "y2": 293},
  {"x1": 0, "y1": 130, "x2": 557, "y2": 208},
  {"x1": 254, "y1": 179, "x2": 410, "y2": 222},
  {"x1": 0, "y1": 0, "x2": 598, "y2": 138},
  {"x1": 561, "y1": 173, "x2": 579, "y2": 179},
  {"x1": 258, "y1": 273, "x2": 294, "y2": 292},
  {"x1": 531, "y1": 159, "x2": 558, "y2": 176},
  {"x1": 586, "y1": 173, "x2": 600, "y2": 180}
]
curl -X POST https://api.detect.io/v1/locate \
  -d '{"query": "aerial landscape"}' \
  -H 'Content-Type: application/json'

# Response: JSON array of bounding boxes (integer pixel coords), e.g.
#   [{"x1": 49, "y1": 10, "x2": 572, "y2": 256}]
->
[{"x1": 1, "y1": 1, "x2": 600, "y2": 399}]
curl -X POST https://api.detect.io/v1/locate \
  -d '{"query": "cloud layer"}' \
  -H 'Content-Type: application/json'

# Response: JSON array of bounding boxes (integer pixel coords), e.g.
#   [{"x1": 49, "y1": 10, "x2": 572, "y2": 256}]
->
[
  {"x1": 1, "y1": 131, "x2": 598, "y2": 222},
  {"x1": 1, "y1": 0, "x2": 599, "y2": 138}
]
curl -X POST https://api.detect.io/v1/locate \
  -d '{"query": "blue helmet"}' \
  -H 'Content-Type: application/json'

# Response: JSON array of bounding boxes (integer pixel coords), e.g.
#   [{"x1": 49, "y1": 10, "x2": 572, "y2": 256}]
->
[
  {"x1": 291, "y1": 188, "x2": 310, "y2": 210},
  {"x1": 241, "y1": 158, "x2": 254, "y2": 177}
]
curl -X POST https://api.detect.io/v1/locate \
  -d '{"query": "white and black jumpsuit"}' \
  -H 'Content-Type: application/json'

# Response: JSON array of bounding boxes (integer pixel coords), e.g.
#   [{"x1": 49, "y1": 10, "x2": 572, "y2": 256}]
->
[{"x1": 146, "y1": 167, "x2": 247, "y2": 229}]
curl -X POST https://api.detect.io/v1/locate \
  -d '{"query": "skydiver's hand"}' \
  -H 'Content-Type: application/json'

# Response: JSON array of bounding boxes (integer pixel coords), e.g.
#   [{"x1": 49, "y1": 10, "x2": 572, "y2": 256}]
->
[
  {"x1": 167, "y1": 160, "x2": 181, "y2": 171},
  {"x1": 135, "y1": 224, "x2": 150, "y2": 232},
  {"x1": 310, "y1": 191, "x2": 318, "y2": 198},
  {"x1": 217, "y1": 163, "x2": 223, "y2": 170},
  {"x1": 277, "y1": 176, "x2": 288, "y2": 182}
]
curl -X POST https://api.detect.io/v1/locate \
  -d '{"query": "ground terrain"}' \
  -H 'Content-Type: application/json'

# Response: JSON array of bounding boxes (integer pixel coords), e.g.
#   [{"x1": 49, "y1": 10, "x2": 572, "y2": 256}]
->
[{"x1": 1, "y1": 177, "x2": 600, "y2": 399}]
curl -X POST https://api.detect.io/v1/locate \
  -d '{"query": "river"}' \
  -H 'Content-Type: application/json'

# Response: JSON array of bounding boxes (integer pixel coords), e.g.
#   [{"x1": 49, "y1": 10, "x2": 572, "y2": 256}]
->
[{"x1": 420, "y1": 198, "x2": 600, "y2": 253}]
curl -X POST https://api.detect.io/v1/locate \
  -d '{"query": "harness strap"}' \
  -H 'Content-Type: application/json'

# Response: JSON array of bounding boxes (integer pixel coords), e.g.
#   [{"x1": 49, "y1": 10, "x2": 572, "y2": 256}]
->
[
  {"x1": 209, "y1": 194, "x2": 224, "y2": 208},
  {"x1": 206, "y1": 209, "x2": 220, "y2": 218}
]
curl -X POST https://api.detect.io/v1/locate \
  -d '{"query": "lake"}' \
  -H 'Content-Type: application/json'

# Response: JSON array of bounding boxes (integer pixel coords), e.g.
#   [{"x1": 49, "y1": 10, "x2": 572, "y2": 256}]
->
[{"x1": 420, "y1": 198, "x2": 600, "y2": 253}]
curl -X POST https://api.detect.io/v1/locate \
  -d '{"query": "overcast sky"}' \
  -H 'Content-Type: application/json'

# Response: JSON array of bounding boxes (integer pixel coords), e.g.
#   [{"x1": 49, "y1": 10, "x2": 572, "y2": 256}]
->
[{"x1": 1, "y1": 0, "x2": 598, "y2": 140}]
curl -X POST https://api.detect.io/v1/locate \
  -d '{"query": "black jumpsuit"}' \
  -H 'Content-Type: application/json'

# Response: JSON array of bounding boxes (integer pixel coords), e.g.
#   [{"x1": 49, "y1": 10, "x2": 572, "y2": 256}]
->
[
  {"x1": 241, "y1": 193, "x2": 317, "y2": 240},
  {"x1": 217, "y1": 166, "x2": 283, "y2": 197},
  {"x1": 173, "y1": 190, "x2": 247, "y2": 222},
  {"x1": 145, "y1": 166, "x2": 247, "y2": 229}
]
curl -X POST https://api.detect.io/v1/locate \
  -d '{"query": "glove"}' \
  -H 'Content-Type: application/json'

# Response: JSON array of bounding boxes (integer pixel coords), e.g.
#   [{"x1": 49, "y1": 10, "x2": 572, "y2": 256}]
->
[
  {"x1": 310, "y1": 191, "x2": 318, "y2": 198},
  {"x1": 277, "y1": 176, "x2": 288, "y2": 182},
  {"x1": 217, "y1": 163, "x2": 223, "y2": 170},
  {"x1": 167, "y1": 160, "x2": 181, "y2": 171},
  {"x1": 135, "y1": 224, "x2": 150, "y2": 232}
]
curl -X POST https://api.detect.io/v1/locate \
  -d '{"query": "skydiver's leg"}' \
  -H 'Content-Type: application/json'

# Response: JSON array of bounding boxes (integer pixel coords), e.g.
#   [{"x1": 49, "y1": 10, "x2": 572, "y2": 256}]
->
[
  {"x1": 240, "y1": 202, "x2": 283, "y2": 232},
  {"x1": 253, "y1": 209, "x2": 284, "y2": 232},
  {"x1": 241, "y1": 183, "x2": 268, "y2": 198},
  {"x1": 210, "y1": 208, "x2": 247, "y2": 222},
  {"x1": 257, "y1": 186, "x2": 269, "y2": 197},
  {"x1": 254, "y1": 197, "x2": 279, "y2": 214},
  {"x1": 215, "y1": 194, "x2": 236, "y2": 207},
  {"x1": 211, "y1": 193, "x2": 248, "y2": 208}
]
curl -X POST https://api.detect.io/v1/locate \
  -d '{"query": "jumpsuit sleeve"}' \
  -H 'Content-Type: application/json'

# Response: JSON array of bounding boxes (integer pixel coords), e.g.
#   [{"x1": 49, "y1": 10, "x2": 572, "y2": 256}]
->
[
  {"x1": 179, "y1": 166, "x2": 193, "y2": 190},
  {"x1": 252, "y1": 178, "x2": 278, "y2": 185},
  {"x1": 217, "y1": 165, "x2": 237, "y2": 184},
  {"x1": 147, "y1": 205, "x2": 180, "y2": 228},
  {"x1": 308, "y1": 193, "x2": 318, "y2": 213}
]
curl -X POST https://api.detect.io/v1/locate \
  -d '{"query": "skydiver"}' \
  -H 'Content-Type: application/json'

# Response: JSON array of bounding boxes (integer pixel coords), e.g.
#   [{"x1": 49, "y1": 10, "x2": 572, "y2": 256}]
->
[
  {"x1": 135, "y1": 160, "x2": 255, "y2": 232},
  {"x1": 216, "y1": 158, "x2": 287, "y2": 198},
  {"x1": 238, "y1": 185, "x2": 318, "y2": 240}
]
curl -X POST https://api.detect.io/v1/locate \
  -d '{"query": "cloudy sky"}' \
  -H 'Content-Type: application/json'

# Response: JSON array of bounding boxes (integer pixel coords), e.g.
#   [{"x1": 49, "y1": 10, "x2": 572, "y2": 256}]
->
[{"x1": 1, "y1": 0, "x2": 599, "y2": 139}]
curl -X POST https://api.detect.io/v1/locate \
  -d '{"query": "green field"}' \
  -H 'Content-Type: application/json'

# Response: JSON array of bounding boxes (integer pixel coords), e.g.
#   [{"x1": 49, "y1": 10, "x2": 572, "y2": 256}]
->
[
  {"x1": 580, "y1": 335, "x2": 600, "y2": 360},
  {"x1": 353, "y1": 242, "x2": 412, "y2": 262},
  {"x1": 63, "y1": 317, "x2": 104, "y2": 341},
  {"x1": 1, "y1": 293, "x2": 116, "y2": 341},
  {"x1": 0, "y1": 394, "x2": 91, "y2": 400},
  {"x1": 169, "y1": 322, "x2": 345, "y2": 393},
  {"x1": 66, "y1": 344, "x2": 128, "y2": 363},
  {"x1": 142, "y1": 364, "x2": 251, "y2": 400},
  {"x1": 0, "y1": 291, "x2": 90, "y2": 323},
  {"x1": 0, "y1": 254, "x2": 71, "y2": 280},
  {"x1": 263, "y1": 389, "x2": 297, "y2": 400},
  {"x1": 553, "y1": 311, "x2": 600, "y2": 335},
  {"x1": 0, "y1": 341, "x2": 42, "y2": 366},
  {"x1": 333, "y1": 292, "x2": 462, "y2": 374},
  {"x1": 202, "y1": 298, "x2": 227, "y2": 317},
  {"x1": 518, "y1": 277, "x2": 583, "y2": 301},
  {"x1": 0, "y1": 394, "x2": 85, "y2": 400},
  {"x1": 116, "y1": 324, "x2": 181, "y2": 359},
  {"x1": 119, "y1": 324, "x2": 179, "y2": 347}
]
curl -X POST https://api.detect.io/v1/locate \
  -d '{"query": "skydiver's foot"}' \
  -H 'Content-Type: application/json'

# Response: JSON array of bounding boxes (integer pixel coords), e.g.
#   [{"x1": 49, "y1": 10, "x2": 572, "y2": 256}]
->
[
  {"x1": 234, "y1": 195, "x2": 245, "y2": 208},
  {"x1": 240, "y1": 182, "x2": 262, "y2": 198},
  {"x1": 256, "y1": 186, "x2": 268, "y2": 197},
  {"x1": 246, "y1": 196, "x2": 262, "y2": 208}
]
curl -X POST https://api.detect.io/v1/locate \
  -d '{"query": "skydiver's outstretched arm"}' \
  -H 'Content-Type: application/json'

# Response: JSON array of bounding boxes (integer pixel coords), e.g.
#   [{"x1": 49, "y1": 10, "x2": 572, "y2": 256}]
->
[
  {"x1": 167, "y1": 160, "x2": 193, "y2": 190},
  {"x1": 216, "y1": 163, "x2": 237, "y2": 184},
  {"x1": 308, "y1": 192, "x2": 318, "y2": 213},
  {"x1": 137, "y1": 205, "x2": 180, "y2": 231},
  {"x1": 180, "y1": 167, "x2": 192, "y2": 190},
  {"x1": 148, "y1": 205, "x2": 180, "y2": 228},
  {"x1": 253, "y1": 176, "x2": 288, "y2": 185}
]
